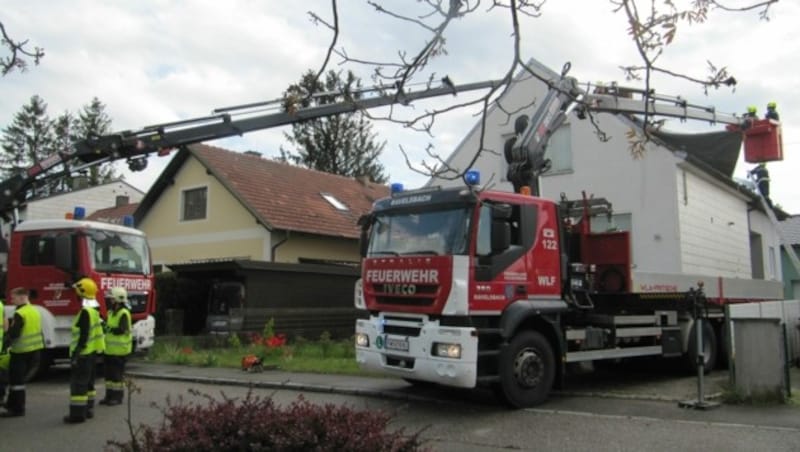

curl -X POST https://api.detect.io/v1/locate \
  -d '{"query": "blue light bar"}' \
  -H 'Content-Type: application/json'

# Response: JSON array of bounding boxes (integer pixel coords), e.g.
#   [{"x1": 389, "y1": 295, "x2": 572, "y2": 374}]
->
[
  {"x1": 73, "y1": 206, "x2": 86, "y2": 220},
  {"x1": 123, "y1": 215, "x2": 135, "y2": 227},
  {"x1": 465, "y1": 170, "x2": 480, "y2": 186},
  {"x1": 390, "y1": 182, "x2": 404, "y2": 194}
]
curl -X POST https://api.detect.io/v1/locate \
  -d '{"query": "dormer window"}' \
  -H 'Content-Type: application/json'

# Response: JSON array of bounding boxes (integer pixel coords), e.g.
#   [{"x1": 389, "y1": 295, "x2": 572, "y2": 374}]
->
[{"x1": 321, "y1": 193, "x2": 348, "y2": 211}]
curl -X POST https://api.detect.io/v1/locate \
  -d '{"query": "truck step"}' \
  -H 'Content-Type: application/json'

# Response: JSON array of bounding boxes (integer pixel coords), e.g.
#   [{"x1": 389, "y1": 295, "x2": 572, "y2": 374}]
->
[
  {"x1": 476, "y1": 375, "x2": 500, "y2": 384},
  {"x1": 565, "y1": 345, "x2": 662, "y2": 363}
]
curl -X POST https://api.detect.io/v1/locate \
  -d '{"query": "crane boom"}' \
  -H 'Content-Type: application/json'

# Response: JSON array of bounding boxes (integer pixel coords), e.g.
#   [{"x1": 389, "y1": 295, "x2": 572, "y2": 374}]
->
[
  {"x1": 505, "y1": 63, "x2": 750, "y2": 194},
  {"x1": 0, "y1": 78, "x2": 502, "y2": 220}
]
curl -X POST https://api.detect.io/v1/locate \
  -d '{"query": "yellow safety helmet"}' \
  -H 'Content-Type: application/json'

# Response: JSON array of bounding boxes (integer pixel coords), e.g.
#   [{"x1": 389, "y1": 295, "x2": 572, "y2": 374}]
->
[
  {"x1": 73, "y1": 277, "x2": 98, "y2": 299},
  {"x1": 767, "y1": 101, "x2": 777, "y2": 109},
  {"x1": 110, "y1": 286, "x2": 128, "y2": 304},
  {"x1": 747, "y1": 105, "x2": 757, "y2": 114}
]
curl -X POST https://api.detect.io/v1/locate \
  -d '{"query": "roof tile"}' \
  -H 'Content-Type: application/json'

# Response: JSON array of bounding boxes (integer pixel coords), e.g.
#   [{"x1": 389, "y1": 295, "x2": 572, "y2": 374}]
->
[{"x1": 190, "y1": 144, "x2": 389, "y2": 239}]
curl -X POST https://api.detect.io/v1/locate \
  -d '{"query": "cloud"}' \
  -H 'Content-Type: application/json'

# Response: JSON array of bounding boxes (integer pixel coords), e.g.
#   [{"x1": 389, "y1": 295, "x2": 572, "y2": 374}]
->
[{"x1": 2, "y1": 0, "x2": 798, "y2": 211}]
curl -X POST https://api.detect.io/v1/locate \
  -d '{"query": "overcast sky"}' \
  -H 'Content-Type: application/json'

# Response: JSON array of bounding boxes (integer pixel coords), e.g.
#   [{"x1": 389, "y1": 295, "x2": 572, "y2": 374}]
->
[{"x1": 3, "y1": 1, "x2": 799, "y2": 212}]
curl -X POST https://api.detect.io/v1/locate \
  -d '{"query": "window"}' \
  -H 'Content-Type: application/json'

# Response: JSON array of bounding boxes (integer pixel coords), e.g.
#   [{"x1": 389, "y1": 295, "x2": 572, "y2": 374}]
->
[
  {"x1": 768, "y1": 246, "x2": 776, "y2": 280},
  {"x1": 182, "y1": 187, "x2": 207, "y2": 221},
  {"x1": 543, "y1": 124, "x2": 572, "y2": 174},
  {"x1": 321, "y1": 193, "x2": 348, "y2": 211},
  {"x1": 21, "y1": 235, "x2": 55, "y2": 266}
]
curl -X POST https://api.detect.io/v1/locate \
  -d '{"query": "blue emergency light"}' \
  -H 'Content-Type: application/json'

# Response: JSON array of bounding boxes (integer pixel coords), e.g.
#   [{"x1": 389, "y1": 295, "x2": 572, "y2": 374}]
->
[
  {"x1": 390, "y1": 182, "x2": 404, "y2": 194},
  {"x1": 73, "y1": 206, "x2": 86, "y2": 220},
  {"x1": 123, "y1": 215, "x2": 135, "y2": 227},
  {"x1": 465, "y1": 170, "x2": 481, "y2": 186}
]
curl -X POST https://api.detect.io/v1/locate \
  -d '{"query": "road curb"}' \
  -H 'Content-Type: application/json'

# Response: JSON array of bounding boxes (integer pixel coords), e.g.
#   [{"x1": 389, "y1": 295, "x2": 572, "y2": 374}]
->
[
  {"x1": 128, "y1": 369, "x2": 720, "y2": 405},
  {"x1": 127, "y1": 370, "x2": 444, "y2": 405}
]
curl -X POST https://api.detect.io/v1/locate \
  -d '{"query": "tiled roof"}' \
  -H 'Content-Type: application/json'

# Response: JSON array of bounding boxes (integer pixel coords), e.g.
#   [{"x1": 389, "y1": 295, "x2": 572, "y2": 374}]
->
[
  {"x1": 190, "y1": 144, "x2": 389, "y2": 239},
  {"x1": 779, "y1": 215, "x2": 800, "y2": 245},
  {"x1": 87, "y1": 202, "x2": 139, "y2": 225}
]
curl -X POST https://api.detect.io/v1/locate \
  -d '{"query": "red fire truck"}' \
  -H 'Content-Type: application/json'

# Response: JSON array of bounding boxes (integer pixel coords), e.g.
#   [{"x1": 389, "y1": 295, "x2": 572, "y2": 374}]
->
[
  {"x1": 5, "y1": 213, "x2": 156, "y2": 374},
  {"x1": 354, "y1": 64, "x2": 787, "y2": 408}
]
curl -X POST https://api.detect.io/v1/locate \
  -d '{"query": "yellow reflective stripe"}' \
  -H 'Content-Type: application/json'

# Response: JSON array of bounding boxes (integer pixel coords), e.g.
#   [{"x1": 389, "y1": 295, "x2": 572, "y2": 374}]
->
[{"x1": 70, "y1": 395, "x2": 89, "y2": 403}]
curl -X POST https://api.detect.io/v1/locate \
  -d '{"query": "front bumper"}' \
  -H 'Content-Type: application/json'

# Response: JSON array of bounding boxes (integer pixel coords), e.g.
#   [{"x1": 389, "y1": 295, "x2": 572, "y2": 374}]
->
[{"x1": 355, "y1": 314, "x2": 478, "y2": 388}]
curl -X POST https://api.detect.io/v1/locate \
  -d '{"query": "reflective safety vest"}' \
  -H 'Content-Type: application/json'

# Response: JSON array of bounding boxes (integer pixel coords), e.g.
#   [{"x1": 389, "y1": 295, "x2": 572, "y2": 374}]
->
[
  {"x1": 70, "y1": 307, "x2": 105, "y2": 356},
  {"x1": 105, "y1": 308, "x2": 132, "y2": 356},
  {"x1": 10, "y1": 303, "x2": 44, "y2": 354}
]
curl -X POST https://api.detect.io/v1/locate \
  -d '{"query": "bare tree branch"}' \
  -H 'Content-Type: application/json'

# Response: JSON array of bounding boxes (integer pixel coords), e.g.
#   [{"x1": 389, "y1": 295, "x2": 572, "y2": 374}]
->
[{"x1": 0, "y1": 22, "x2": 44, "y2": 76}]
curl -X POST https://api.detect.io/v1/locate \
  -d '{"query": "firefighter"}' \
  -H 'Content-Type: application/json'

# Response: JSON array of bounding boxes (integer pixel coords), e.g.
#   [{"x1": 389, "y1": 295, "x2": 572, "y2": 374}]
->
[
  {"x1": 745, "y1": 105, "x2": 758, "y2": 119},
  {"x1": 749, "y1": 162, "x2": 772, "y2": 207},
  {"x1": 64, "y1": 278, "x2": 105, "y2": 424},
  {"x1": 99, "y1": 287, "x2": 131, "y2": 406},
  {"x1": 0, "y1": 287, "x2": 44, "y2": 417},
  {"x1": 765, "y1": 102, "x2": 780, "y2": 121}
]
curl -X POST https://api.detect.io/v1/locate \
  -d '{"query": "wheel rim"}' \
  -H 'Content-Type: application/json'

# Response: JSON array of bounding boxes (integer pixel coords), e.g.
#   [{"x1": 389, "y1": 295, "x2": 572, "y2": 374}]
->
[{"x1": 513, "y1": 347, "x2": 544, "y2": 388}]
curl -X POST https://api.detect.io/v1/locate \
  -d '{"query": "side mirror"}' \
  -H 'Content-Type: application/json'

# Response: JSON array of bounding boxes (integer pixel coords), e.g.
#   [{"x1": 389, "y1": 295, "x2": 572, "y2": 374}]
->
[
  {"x1": 358, "y1": 214, "x2": 372, "y2": 258},
  {"x1": 491, "y1": 220, "x2": 511, "y2": 254},
  {"x1": 54, "y1": 235, "x2": 75, "y2": 274},
  {"x1": 492, "y1": 203, "x2": 513, "y2": 220}
]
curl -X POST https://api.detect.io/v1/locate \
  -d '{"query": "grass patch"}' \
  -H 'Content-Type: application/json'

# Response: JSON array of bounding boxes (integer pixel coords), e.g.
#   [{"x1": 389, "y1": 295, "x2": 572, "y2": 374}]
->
[{"x1": 142, "y1": 333, "x2": 362, "y2": 375}]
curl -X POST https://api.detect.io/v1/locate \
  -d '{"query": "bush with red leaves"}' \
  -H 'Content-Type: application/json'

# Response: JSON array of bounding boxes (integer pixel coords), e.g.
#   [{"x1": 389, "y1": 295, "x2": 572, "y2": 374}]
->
[{"x1": 106, "y1": 390, "x2": 427, "y2": 452}]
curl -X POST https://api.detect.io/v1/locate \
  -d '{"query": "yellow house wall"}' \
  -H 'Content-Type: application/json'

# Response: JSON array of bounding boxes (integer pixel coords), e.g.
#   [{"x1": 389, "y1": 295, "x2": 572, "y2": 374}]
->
[
  {"x1": 140, "y1": 155, "x2": 362, "y2": 266},
  {"x1": 139, "y1": 157, "x2": 270, "y2": 264},
  {"x1": 270, "y1": 232, "x2": 360, "y2": 263}
]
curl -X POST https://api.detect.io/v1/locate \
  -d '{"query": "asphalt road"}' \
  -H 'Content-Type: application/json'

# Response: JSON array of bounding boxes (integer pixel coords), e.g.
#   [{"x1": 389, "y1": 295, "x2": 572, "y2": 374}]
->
[{"x1": 2, "y1": 364, "x2": 799, "y2": 452}]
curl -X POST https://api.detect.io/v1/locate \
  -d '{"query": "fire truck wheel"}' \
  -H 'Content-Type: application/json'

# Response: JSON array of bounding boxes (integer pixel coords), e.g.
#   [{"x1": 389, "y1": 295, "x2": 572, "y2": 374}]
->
[
  {"x1": 496, "y1": 330, "x2": 555, "y2": 408},
  {"x1": 685, "y1": 321, "x2": 717, "y2": 374}
]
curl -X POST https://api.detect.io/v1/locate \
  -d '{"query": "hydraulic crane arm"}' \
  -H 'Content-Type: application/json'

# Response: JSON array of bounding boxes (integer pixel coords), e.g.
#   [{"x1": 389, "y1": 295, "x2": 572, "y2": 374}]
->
[
  {"x1": 0, "y1": 78, "x2": 502, "y2": 221},
  {"x1": 506, "y1": 63, "x2": 749, "y2": 194}
]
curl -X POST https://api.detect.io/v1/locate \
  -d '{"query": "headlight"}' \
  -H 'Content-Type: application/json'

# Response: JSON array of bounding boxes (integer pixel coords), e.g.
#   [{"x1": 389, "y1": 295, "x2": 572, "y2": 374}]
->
[
  {"x1": 355, "y1": 333, "x2": 369, "y2": 347},
  {"x1": 433, "y1": 342, "x2": 461, "y2": 359},
  {"x1": 354, "y1": 279, "x2": 365, "y2": 309}
]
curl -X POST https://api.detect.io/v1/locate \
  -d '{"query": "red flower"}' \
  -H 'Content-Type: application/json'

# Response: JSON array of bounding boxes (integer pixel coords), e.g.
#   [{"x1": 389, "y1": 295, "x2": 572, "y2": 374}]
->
[
  {"x1": 181, "y1": 347, "x2": 193, "y2": 354},
  {"x1": 265, "y1": 334, "x2": 286, "y2": 348}
]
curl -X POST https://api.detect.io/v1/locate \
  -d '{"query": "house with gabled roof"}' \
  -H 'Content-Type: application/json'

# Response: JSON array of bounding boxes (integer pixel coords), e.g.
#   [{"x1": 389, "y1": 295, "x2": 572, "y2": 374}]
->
[
  {"x1": 134, "y1": 144, "x2": 389, "y2": 268},
  {"x1": 433, "y1": 57, "x2": 784, "y2": 295}
]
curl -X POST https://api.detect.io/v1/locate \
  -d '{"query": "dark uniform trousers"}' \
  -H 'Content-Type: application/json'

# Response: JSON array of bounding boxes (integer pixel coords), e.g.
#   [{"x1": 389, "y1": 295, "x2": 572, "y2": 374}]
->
[{"x1": 7, "y1": 351, "x2": 40, "y2": 414}]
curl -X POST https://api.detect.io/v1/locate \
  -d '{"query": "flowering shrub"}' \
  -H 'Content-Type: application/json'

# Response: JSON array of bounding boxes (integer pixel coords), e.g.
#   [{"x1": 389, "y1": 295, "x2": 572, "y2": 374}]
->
[{"x1": 106, "y1": 391, "x2": 427, "y2": 452}]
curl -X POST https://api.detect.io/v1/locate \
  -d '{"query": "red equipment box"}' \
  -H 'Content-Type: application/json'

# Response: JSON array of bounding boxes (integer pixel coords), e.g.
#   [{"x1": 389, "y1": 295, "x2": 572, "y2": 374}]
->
[{"x1": 742, "y1": 119, "x2": 783, "y2": 163}]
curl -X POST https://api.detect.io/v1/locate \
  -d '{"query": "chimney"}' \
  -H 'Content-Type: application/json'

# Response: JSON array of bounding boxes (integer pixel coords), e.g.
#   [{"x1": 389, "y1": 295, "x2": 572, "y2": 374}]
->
[
  {"x1": 356, "y1": 175, "x2": 371, "y2": 186},
  {"x1": 116, "y1": 195, "x2": 129, "y2": 207},
  {"x1": 244, "y1": 150, "x2": 262, "y2": 158}
]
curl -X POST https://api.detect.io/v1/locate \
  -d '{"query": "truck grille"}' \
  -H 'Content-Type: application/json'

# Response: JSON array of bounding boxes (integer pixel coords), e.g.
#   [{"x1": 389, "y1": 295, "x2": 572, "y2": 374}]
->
[{"x1": 372, "y1": 284, "x2": 437, "y2": 307}]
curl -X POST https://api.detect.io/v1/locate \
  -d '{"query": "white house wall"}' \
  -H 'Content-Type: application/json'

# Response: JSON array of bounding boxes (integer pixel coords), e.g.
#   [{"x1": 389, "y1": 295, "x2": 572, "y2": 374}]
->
[
  {"x1": 747, "y1": 206, "x2": 783, "y2": 281},
  {"x1": 22, "y1": 180, "x2": 144, "y2": 221},
  {"x1": 433, "y1": 69, "x2": 685, "y2": 274},
  {"x1": 676, "y1": 166, "x2": 752, "y2": 278}
]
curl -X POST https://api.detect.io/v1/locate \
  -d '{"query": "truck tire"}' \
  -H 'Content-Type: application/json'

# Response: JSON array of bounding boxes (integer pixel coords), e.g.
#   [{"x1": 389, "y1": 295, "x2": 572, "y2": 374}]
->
[
  {"x1": 685, "y1": 321, "x2": 717, "y2": 374},
  {"x1": 495, "y1": 331, "x2": 555, "y2": 408}
]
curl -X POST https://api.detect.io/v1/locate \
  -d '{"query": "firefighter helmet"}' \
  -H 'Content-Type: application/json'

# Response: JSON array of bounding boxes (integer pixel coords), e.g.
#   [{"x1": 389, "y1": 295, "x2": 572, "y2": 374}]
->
[
  {"x1": 767, "y1": 101, "x2": 777, "y2": 109},
  {"x1": 73, "y1": 277, "x2": 98, "y2": 299},
  {"x1": 747, "y1": 105, "x2": 757, "y2": 114},
  {"x1": 110, "y1": 286, "x2": 128, "y2": 304}
]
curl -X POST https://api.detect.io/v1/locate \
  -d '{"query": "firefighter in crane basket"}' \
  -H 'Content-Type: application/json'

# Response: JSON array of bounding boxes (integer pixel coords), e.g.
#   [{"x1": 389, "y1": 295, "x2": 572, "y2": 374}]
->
[{"x1": 765, "y1": 101, "x2": 779, "y2": 121}]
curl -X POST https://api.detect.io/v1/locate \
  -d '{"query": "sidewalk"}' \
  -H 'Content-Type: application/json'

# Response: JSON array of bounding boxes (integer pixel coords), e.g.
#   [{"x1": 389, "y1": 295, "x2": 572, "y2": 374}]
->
[{"x1": 127, "y1": 359, "x2": 800, "y2": 404}]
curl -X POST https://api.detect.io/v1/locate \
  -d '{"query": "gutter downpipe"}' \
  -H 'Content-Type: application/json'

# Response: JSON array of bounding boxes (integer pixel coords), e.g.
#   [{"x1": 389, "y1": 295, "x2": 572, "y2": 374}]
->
[{"x1": 270, "y1": 230, "x2": 290, "y2": 262}]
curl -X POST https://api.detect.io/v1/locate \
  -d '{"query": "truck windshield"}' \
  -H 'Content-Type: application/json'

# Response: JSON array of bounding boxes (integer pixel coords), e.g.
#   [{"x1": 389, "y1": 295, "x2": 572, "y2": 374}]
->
[
  {"x1": 368, "y1": 207, "x2": 471, "y2": 256},
  {"x1": 88, "y1": 230, "x2": 151, "y2": 274}
]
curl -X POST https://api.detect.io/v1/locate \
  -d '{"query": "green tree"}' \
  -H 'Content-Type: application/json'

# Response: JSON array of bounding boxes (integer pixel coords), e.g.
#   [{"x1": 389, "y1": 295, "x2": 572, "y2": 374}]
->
[
  {"x1": 0, "y1": 95, "x2": 54, "y2": 195},
  {"x1": 279, "y1": 70, "x2": 388, "y2": 184},
  {"x1": 75, "y1": 97, "x2": 117, "y2": 185},
  {"x1": 1, "y1": 96, "x2": 118, "y2": 200}
]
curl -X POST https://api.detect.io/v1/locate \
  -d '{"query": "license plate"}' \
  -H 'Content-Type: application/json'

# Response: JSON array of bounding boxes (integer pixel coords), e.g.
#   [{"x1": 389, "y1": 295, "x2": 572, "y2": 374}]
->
[{"x1": 385, "y1": 336, "x2": 409, "y2": 352}]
